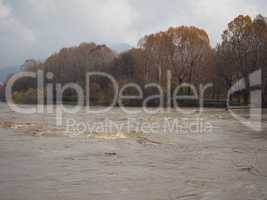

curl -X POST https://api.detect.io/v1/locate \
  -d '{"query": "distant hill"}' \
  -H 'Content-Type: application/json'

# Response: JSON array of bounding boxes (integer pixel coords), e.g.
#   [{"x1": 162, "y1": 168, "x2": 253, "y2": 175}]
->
[
  {"x1": 255, "y1": 14, "x2": 267, "y2": 23},
  {"x1": 0, "y1": 67, "x2": 19, "y2": 83},
  {"x1": 110, "y1": 43, "x2": 133, "y2": 53}
]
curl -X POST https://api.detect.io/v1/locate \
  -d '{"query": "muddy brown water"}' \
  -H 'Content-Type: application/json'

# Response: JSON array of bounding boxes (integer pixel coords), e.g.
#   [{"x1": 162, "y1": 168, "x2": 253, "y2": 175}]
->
[{"x1": 0, "y1": 103, "x2": 267, "y2": 200}]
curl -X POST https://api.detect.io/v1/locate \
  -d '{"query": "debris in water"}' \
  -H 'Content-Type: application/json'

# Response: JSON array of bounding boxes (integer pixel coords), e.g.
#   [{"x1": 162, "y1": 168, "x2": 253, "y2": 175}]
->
[
  {"x1": 136, "y1": 137, "x2": 162, "y2": 145},
  {"x1": 104, "y1": 152, "x2": 117, "y2": 156}
]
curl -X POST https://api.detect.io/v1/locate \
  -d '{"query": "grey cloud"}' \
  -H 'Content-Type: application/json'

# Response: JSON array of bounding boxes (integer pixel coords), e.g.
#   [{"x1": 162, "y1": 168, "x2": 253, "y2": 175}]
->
[{"x1": 0, "y1": 0, "x2": 266, "y2": 69}]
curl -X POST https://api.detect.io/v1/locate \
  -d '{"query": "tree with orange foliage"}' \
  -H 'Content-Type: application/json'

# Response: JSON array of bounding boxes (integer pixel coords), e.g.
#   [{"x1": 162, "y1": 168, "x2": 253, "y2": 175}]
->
[
  {"x1": 217, "y1": 15, "x2": 267, "y2": 105},
  {"x1": 139, "y1": 26, "x2": 214, "y2": 95}
]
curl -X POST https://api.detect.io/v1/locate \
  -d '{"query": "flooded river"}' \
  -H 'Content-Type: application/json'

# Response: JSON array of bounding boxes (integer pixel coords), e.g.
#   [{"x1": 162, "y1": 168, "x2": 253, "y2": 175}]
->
[{"x1": 0, "y1": 103, "x2": 267, "y2": 200}]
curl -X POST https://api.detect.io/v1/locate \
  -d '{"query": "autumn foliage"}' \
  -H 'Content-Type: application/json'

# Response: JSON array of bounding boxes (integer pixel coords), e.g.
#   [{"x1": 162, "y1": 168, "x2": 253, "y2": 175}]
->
[{"x1": 0, "y1": 14, "x2": 266, "y2": 106}]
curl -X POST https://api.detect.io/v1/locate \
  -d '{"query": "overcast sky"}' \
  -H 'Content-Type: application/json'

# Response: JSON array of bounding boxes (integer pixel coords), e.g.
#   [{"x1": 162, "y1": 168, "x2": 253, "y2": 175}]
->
[{"x1": 0, "y1": 0, "x2": 266, "y2": 69}]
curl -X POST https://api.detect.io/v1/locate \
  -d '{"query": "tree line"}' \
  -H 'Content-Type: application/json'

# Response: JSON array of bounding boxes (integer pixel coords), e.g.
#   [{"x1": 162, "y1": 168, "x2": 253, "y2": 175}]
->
[{"x1": 0, "y1": 14, "x2": 266, "y2": 107}]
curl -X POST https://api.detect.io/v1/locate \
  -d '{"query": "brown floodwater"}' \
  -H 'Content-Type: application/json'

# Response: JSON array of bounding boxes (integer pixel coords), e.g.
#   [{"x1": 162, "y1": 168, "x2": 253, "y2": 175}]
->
[{"x1": 0, "y1": 103, "x2": 267, "y2": 200}]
